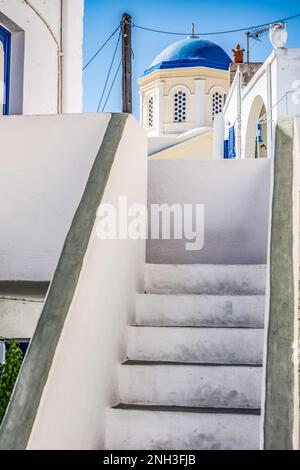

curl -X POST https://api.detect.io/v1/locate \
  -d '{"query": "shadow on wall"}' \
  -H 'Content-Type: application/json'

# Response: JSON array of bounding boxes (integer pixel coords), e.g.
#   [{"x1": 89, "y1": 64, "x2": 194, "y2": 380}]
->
[{"x1": 245, "y1": 95, "x2": 268, "y2": 159}]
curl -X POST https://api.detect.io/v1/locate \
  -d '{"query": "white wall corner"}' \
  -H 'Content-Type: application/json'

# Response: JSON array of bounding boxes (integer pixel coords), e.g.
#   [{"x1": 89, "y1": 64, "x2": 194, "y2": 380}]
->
[
  {"x1": 62, "y1": 0, "x2": 84, "y2": 113},
  {"x1": 195, "y1": 79, "x2": 205, "y2": 127},
  {"x1": 213, "y1": 113, "x2": 224, "y2": 159}
]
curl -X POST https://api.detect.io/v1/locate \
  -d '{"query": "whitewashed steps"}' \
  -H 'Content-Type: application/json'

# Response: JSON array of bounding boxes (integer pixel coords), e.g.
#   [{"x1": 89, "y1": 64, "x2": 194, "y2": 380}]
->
[
  {"x1": 145, "y1": 264, "x2": 266, "y2": 295},
  {"x1": 127, "y1": 326, "x2": 264, "y2": 365},
  {"x1": 136, "y1": 294, "x2": 265, "y2": 328},
  {"x1": 106, "y1": 409, "x2": 260, "y2": 450},
  {"x1": 119, "y1": 364, "x2": 262, "y2": 409},
  {"x1": 105, "y1": 263, "x2": 266, "y2": 450}
]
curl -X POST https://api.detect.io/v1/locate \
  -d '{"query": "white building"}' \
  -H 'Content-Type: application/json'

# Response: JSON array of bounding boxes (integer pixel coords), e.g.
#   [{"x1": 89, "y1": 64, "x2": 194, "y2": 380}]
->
[
  {"x1": 139, "y1": 35, "x2": 231, "y2": 159},
  {"x1": 0, "y1": 0, "x2": 84, "y2": 115},
  {"x1": 218, "y1": 24, "x2": 300, "y2": 161}
]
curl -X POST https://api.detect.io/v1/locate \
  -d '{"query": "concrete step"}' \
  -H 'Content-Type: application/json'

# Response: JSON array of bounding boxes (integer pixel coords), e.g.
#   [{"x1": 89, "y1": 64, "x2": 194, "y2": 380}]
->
[
  {"x1": 0, "y1": 299, "x2": 43, "y2": 339},
  {"x1": 127, "y1": 327, "x2": 264, "y2": 365},
  {"x1": 0, "y1": 282, "x2": 47, "y2": 339},
  {"x1": 105, "y1": 408, "x2": 261, "y2": 450},
  {"x1": 145, "y1": 264, "x2": 266, "y2": 295},
  {"x1": 119, "y1": 364, "x2": 262, "y2": 409},
  {"x1": 136, "y1": 294, "x2": 265, "y2": 328}
]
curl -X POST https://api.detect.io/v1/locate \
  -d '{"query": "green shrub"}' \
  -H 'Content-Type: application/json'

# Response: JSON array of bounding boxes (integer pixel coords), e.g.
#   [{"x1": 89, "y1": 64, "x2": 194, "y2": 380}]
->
[{"x1": 0, "y1": 341, "x2": 23, "y2": 424}]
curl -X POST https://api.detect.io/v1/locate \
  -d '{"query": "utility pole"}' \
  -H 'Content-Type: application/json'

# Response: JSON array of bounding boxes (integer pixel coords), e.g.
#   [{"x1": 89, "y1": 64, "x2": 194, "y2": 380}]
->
[
  {"x1": 246, "y1": 32, "x2": 250, "y2": 63},
  {"x1": 121, "y1": 13, "x2": 132, "y2": 114}
]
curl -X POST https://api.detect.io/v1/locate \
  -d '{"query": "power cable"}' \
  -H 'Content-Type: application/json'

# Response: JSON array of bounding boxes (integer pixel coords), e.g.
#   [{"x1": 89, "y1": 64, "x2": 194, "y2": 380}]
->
[
  {"x1": 83, "y1": 24, "x2": 120, "y2": 71},
  {"x1": 133, "y1": 12, "x2": 300, "y2": 37},
  {"x1": 97, "y1": 29, "x2": 122, "y2": 112},
  {"x1": 101, "y1": 60, "x2": 122, "y2": 112}
]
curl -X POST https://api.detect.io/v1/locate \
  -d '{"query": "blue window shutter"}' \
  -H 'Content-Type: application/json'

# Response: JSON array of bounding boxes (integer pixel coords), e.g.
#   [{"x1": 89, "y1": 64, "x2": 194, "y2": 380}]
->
[
  {"x1": 0, "y1": 25, "x2": 11, "y2": 115},
  {"x1": 228, "y1": 126, "x2": 236, "y2": 159},
  {"x1": 224, "y1": 139, "x2": 229, "y2": 159}
]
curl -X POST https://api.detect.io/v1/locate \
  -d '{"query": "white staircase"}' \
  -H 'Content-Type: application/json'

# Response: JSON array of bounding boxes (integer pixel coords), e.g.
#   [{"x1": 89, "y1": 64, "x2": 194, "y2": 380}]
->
[{"x1": 106, "y1": 264, "x2": 266, "y2": 450}]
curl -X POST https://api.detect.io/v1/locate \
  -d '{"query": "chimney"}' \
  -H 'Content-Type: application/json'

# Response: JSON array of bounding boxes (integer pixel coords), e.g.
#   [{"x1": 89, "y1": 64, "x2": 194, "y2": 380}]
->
[{"x1": 232, "y1": 44, "x2": 245, "y2": 64}]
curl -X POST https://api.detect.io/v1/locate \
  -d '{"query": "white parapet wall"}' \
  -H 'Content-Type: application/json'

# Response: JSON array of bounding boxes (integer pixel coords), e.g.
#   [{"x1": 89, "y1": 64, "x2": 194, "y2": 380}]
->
[
  {"x1": 0, "y1": 114, "x2": 147, "y2": 450},
  {"x1": 0, "y1": 113, "x2": 111, "y2": 281},
  {"x1": 147, "y1": 158, "x2": 271, "y2": 265},
  {"x1": 26, "y1": 115, "x2": 147, "y2": 450}
]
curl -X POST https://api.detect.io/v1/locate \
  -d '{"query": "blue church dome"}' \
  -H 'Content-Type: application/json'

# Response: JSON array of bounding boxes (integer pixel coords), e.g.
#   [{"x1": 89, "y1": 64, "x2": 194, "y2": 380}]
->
[{"x1": 143, "y1": 37, "x2": 232, "y2": 76}]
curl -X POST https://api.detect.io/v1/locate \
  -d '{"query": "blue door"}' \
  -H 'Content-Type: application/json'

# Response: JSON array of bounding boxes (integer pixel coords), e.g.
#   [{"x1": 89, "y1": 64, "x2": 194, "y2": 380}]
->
[{"x1": 0, "y1": 25, "x2": 11, "y2": 115}]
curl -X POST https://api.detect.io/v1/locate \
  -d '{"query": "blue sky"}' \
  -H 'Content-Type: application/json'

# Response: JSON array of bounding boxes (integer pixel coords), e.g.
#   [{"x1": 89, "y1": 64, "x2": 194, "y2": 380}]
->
[{"x1": 83, "y1": 0, "x2": 300, "y2": 118}]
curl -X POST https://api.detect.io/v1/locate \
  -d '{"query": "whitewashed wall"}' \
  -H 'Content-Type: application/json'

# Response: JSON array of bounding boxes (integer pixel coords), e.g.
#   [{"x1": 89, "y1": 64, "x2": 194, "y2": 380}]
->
[
  {"x1": 27, "y1": 116, "x2": 147, "y2": 450},
  {"x1": 140, "y1": 68, "x2": 229, "y2": 138},
  {"x1": 223, "y1": 49, "x2": 300, "y2": 160},
  {"x1": 0, "y1": 113, "x2": 111, "y2": 280},
  {"x1": 147, "y1": 158, "x2": 271, "y2": 264},
  {"x1": 0, "y1": 0, "x2": 84, "y2": 114},
  {"x1": 222, "y1": 74, "x2": 238, "y2": 141}
]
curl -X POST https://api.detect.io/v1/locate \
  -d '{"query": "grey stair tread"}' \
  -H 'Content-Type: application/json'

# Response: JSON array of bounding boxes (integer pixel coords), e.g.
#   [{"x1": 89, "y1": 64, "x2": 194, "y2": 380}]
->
[
  {"x1": 123, "y1": 360, "x2": 263, "y2": 367},
  {"x1": 113, "y1": 403, "x2": 261, "y2": 415},
  {"x1": 0, "y1": 282, "x2": 49, "y2": 301}
]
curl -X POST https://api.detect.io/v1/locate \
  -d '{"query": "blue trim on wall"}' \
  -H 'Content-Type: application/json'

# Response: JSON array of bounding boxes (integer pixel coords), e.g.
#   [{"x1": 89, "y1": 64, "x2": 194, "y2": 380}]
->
[
  {"x1": 143, "y1": 58, "x2": 230, "y2": 76},
  {"x1": 0, "y1": 25, "x2": 11, "y2": 115}
]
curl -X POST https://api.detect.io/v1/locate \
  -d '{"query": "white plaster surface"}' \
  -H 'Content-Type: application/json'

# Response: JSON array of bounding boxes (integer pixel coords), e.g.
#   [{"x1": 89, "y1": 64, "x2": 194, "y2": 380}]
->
[
  {"x1": 127, "y1": 326, "x2": 264, "y2": 365},
  {"x1": 136, "y1": 293, "x2": 265, "y2": 327},
  {"x1": 119, "y1": 364, "x2": 262, "y2": 409},
  {"x1": 147, "y1": 158, "x2": 271, "y2": 264},
  {"x1": 0, "y1": 299, "x2": 43, "y2": 338},
  {"x1": 145, "y1": 264, "x2": 266, "y2": 295},
  {"x1": 0, "y1": 113, "x2": 111, "y2": 281},
  {"x1": 0, "y1": 0, "x2": 84, "y2": 114},
  {"x1": 106, "y1": 409, "x2": 261, "y2": 450}
]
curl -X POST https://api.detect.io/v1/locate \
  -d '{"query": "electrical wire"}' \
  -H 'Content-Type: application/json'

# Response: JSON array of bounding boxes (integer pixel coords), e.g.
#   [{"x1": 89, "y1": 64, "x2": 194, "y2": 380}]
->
[
  {"x1": 133, "y1": 12, "x2": 300, "y2": 37},
  {"x1": 83, "y1": 24, "x2": 120, "y2": 71},
  {"x1": 101, "y1": 60, "x2": 122, "y2": 112},
  {"x1": 97, "y1": 29, "x2": 121, "y2": 112}
]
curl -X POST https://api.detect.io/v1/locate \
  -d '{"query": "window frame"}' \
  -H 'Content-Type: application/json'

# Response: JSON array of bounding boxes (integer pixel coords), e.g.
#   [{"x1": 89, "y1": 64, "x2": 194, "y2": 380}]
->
[
  {"x1": 0, "y1": 24, "x2": 11, "y2": 115},
  {"x1": 173, "y1": 89, "x2": 187, "y2": 123},
  {"x1": 147, "y1": 95, "x2": 154, "y2": 129},
  {"x1": 209, "y1": 86, "x2": 226, "y2": 122}
]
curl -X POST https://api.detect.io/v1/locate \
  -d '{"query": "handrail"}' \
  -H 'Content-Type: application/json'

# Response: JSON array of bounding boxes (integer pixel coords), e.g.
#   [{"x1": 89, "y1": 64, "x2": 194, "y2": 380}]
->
[{"x1": 258, "y1": 90, "x2": 298, "y2": 125}]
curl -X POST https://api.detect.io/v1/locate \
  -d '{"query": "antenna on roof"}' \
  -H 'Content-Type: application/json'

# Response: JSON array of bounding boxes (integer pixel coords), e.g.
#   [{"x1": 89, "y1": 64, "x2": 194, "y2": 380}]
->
[
  {"x1": 246, "y1": 25, "x2": 269, "y2": 63},
  {"x1": 189, "y1": 22, "x2": 199, "y2": 39}
]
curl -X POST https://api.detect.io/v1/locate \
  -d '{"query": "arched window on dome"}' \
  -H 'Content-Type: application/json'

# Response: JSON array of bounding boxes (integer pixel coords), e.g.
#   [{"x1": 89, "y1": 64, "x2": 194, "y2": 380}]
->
[
  {"x1": 211, "y1": 90, "x2": 226, "y2": 121},
  {"x1": 147, "y1": 95, "x2": 154, "y2": 128},
  {"x1": 174, "y1": 90, "x2": 187, "y2": 123}
]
